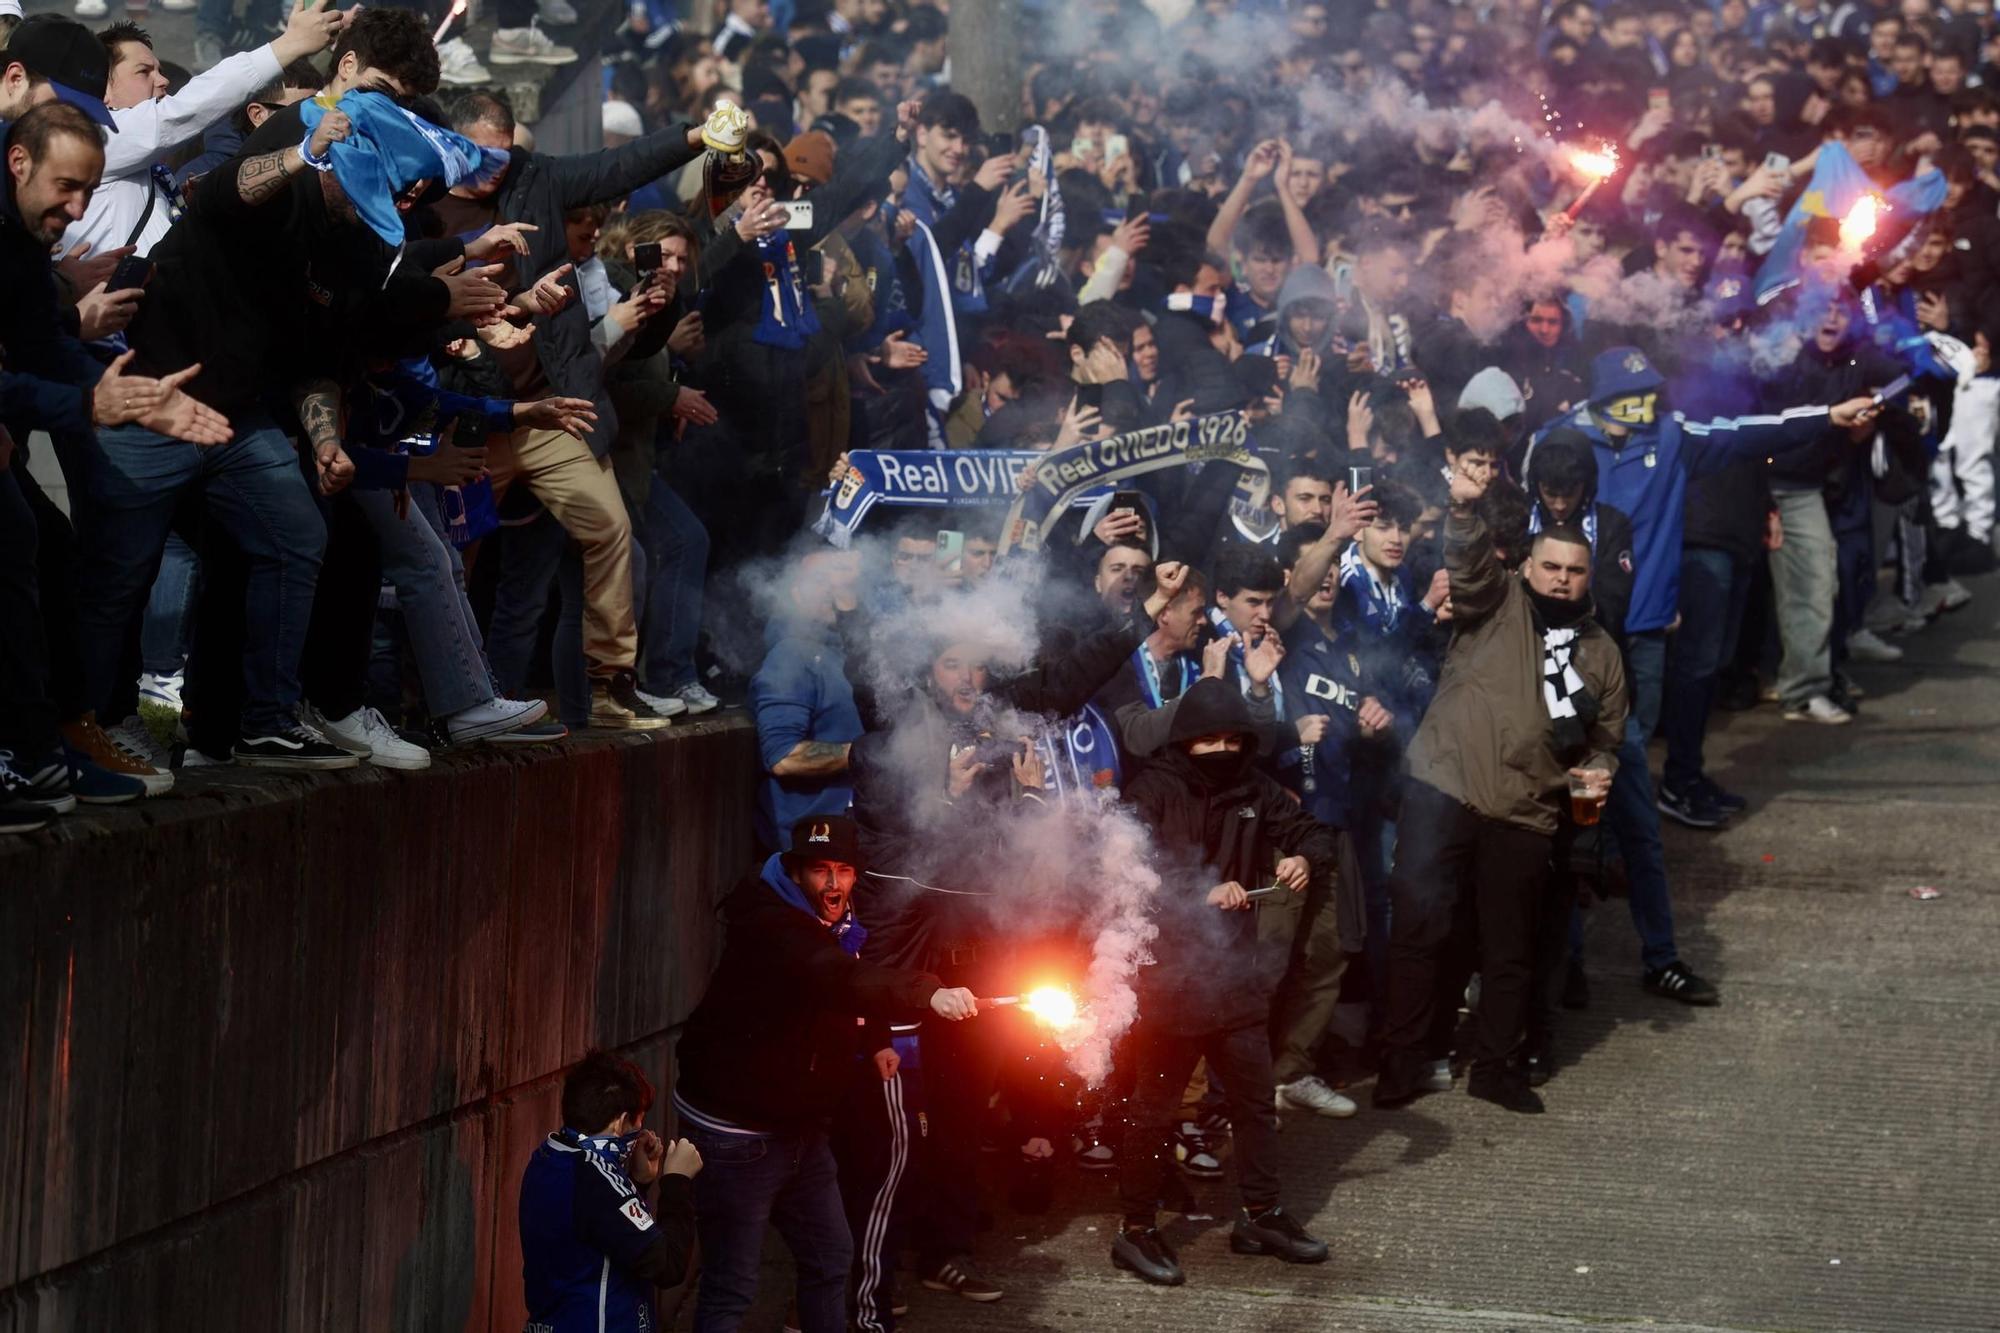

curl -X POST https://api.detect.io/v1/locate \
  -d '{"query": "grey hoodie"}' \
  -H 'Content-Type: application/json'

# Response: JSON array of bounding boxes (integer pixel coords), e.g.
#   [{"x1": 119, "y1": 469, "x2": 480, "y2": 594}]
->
[{"x1": 1271, "y1": 263, "x2": 1340, "y2": 358}]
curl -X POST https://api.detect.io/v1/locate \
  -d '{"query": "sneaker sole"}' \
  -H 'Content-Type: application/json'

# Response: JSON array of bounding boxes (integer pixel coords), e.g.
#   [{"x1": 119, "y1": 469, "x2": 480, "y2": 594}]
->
[
  {"x1": 232, "y1": 753, "x2": 364, "y2": 769},
  {"x1": 23, "y1": 794, "x2": 79, "y2": 815},
  {"x1": 449, "y1": 700, "x2": 550, "y2": 744},
  {"x1": 1645, "y1": 985, "x2": 1721, "y2": 1007},
  {"x1": 919, "y1": 1281, "x2": 1005, "y2": 1302},
  {"x1": 364, "y1": 751, "x2": 432, "y2": 771},
  {"x1": 488, "y1": 50, "x2": 576, "y2": 64},
  {"x1": 1228, "y1": 1234, "x2": 1329, "y2": 1263},
  {"x1": 589, "y1": 713, "x2": 672, "y2": 730},
  {"x1": 75, "y1": 789, "x2": 144, "y2": 805},
  {"x1": 1, "y1": 815, "x2": 53, "y2": 833},
  {"x1": 679, "y1": 698, "x2": 721, "y2": 714},
  {"x1": 1110, "y1": 1250, "x2": 1185, "y2": 1286},
  {"x1": 487, "y1": 727, "x2": 567, "y2": 745},
  {"x1": 1781, "y1": 711, "x2": 1852, "y2": 725}
]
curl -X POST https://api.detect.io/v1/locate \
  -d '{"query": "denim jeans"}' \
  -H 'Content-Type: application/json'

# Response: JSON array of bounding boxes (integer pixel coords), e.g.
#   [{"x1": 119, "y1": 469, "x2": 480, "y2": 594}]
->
[
  {"x1": 686, "y1": 1122, "x2": 852, "y2": 1333},
  {"x1": 1770, "y1": 487, "x2": 1837, "y2": 707},
  {"x1": 0, "y1": 467, "x2": 58, "y2": 761},
  {"x1": 349, "y1": 487, "x2": 493, "y2": 719},
  {"x1": 1596, "y1": 631, "x2": 1679, "y2": 972},
  {"x1": 638, "y1": 479, "x2": 709, "y2": 693},
  {"x1": 78, "y1": 418, "x2": 324, "y2": 736},
  {"x1": 1661, "y1": 547, "x2": 1751, "y2": 794},
  {"x1": 140, "y1": 531, "x2": 198, "y2": 677}
]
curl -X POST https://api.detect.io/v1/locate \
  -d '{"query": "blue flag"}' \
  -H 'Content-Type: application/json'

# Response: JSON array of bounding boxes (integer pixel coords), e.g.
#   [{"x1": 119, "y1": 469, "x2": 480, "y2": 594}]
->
[
  {"x1": 1755, "y1": 143, "x2": 1946, "y2": 300},
  {"x1": 299, "y1": 90, "x2": 507, "y2": 248}
]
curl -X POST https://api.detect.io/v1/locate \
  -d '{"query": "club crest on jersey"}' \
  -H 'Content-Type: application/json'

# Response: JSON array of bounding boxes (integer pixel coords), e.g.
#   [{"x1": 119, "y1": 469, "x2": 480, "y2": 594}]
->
[{"x1": 621, "y1": 1198, "x2": 654, "y2": 1231}]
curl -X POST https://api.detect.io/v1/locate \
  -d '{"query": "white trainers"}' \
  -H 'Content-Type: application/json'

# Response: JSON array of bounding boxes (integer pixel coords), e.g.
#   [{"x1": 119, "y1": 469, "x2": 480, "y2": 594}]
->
[
  {"x1": 1420, "y1": 1059, "x2": 1454, "y2": 1092},
  {"x1": 75, "y1": 0, "x2": 108, "y2": 17},
  {"x1": 160, "y1": 0, "x2": 197, "y2": 10},
  {"x1": 635, "y1": 687, "x2": 690, "y2": 718},
  {"x1": 1274, "y1": 1074, "x2": 1358, "y2": 1118},
  {"x1": 1939, "y1": 578, "x2": 1973, "y2": 613},
  {"x1": 139, "y1": 671, "x2": 184, "y2": 712},
  {"x1": 489, "y1": 24, "x2": 580, "y2": 64},
  {"x1": 1782, "y1": 695, "x2": 1853, "y2": 725},
  {"x1": 107, "y1": 716, "x2": 176, "y2": 795},
  {"x1": 437, "y1": 36, "x2": 492, "y2": 86},
  {"x1": 1845, "y1": 628, "x2": 1903, "y2": 663},
  {"x1": 300, "y1": 702, "x2": 371, "y2": 755},
  {"x1": 675, "y1": 682, "x2": 722, "y2": 714},
  {"x1": 323, "y1": 706, "x2": 432, "y2": 770},
  {"x1": 444, "y1": 696, "x2": 549, "y2": 744}
]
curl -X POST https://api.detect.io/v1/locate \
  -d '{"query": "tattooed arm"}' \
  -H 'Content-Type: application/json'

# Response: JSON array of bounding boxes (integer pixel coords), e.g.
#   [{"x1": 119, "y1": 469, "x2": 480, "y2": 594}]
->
[
  {"x1": 771, "y1": 740, "x2": 852, "y2": 778},
  {"x1": 293, "y1": 378, "x2": 355, "y2": 495},
  {"x1": 230, "y1": 107, "x2": 351, "y2": 207}
]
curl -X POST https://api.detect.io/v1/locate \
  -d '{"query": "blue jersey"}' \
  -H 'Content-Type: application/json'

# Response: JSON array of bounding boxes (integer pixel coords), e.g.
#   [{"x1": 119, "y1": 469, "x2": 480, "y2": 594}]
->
[
  {"x1": 519, "y1": 1130, "x2": 694, "y2": 1333},
  {"x1": 1529, "y1": 402, "x2": 1832, "y2": 633}
]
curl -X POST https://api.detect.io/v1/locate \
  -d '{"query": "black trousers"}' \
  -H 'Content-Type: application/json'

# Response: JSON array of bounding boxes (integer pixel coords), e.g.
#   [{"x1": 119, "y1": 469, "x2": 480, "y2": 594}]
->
[
  {"x1": 0, "y1": 467, "x2": 59, "y2": 760},
  {"x1": 834, "y1": 1049, "x2": 924, "y2": 1333},
  {"x1": 1116, "y1": 1020, "x2": 1282, "y2": 1227},
  {"x1": 909, "y1": 1004, "x2": 1001, "y2": 1268},
  {"x1": 1381, "y1": 782, "x2": 1553, "y2": 1071}
]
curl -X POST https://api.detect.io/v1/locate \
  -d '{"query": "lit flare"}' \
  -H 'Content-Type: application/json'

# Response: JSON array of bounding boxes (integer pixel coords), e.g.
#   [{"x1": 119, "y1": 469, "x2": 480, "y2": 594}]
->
[
  {"x1": 1559, "y1": 144, "x2": 1620, "y2": 223},
  {"x1": 1020, "y1": 986, "x2": 1079, "y2": 1029},
  {"x1": 1840, "y1": 195, "x2": 1884, "y2": 250},
  {"x1": 433, "y1": 0, "x2": 468, "y2": 44}
]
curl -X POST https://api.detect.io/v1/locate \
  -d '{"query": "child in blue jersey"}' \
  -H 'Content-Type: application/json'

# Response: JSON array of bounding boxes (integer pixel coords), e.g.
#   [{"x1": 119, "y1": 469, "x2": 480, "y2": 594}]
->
[{"x1": 519, "y1": 1051, "x2": 701, "y2": 1333}]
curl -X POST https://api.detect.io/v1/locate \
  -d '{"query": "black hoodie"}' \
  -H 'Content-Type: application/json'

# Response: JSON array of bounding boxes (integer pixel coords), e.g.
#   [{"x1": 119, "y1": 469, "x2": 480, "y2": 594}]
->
[{"x1": 1122, "y1": 679, "x2": 1338, "y2": 1032}]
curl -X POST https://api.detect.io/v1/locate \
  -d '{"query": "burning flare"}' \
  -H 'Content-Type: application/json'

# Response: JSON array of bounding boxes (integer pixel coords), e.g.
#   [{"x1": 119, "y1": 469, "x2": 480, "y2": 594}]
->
[
  {"x1": 1019, "y1": 985, "x2": 1080, "y2": 1029},
  {"x1": 433, "y1": 0, "x2": 468, "y2": 44},
  {"x1": 1840, "y1": 194, "x2": 1884, "y2": 250},
  {"x1": 1570, "y1": 145, "x2": 1620, "y2": 180}
]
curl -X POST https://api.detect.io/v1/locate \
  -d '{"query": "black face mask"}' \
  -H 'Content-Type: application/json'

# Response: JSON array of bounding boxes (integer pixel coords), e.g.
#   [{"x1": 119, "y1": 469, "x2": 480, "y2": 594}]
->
[
  {"x1": 1527, "y1": 584, "x2": 1591, "y2": 629},
  {"x1": 1190, "y1": 748, "x2": 1252, "y2": 784}
]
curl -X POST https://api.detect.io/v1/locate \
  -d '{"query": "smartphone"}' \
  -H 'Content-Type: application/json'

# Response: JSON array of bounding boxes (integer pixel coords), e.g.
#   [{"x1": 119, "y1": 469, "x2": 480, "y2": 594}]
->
[
  {"x1": 1105, "y1": 133, "x2": 1129, "y2": 161},
  {"x1": 987, "y1": 131, "x2": 1017, "y2": 158},
  {"x1": 106, "y1": 254, "x2": 155, "y2": 292},
  {"x1": 633, "y1": 241, "x2": 662, "y2": 272},
  {"x1": 935, "y1": 529, "x2": 965, "y2": 575},
  {"x1": 1871, "y1": 374, "x2": 1911, "y2": 406},
  {"x1": 1349, "y1": 465, "x2": 1373, "y2": 493},
  {"x1": 1109, "y1": 490, "x2": 1150, "y2": 539},
  {"x1": 1648, "y1": 88, "x2": 1671, "y2": 115},
  {"x1": 779, "y1": 199, "x2": 814, "y2": 229},
  {"x1": 1701, "y1": 143, "x2": 1723, "y2": 161},
  {"x1": 1763, "y1": 151, "x2": 1791, "y2": 175},
  {"x1": 1074, "y1": 383, "x2": 1106, "y2": 411}
]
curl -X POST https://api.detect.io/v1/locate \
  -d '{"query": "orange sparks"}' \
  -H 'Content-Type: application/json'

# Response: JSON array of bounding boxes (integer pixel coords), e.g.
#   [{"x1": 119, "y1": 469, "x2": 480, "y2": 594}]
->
[
  {"x1": 1019, "y1": 986, "x2": 1080, "y2": 1029},
  {"x1": 1571, "y1": 145, "x2": 1619, "y2": 180}
]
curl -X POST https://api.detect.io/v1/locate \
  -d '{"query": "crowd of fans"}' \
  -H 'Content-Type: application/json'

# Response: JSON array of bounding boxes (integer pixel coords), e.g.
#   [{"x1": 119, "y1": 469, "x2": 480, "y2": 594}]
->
[{"x1": 2, "y1": 0, "x2": 1995, "y2": 1326}]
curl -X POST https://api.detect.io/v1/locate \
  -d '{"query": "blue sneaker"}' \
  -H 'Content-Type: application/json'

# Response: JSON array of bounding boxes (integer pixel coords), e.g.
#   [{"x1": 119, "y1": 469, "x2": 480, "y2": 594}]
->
[{"x1": 64, "y1": 746, "x2": 147, "y2": 805}]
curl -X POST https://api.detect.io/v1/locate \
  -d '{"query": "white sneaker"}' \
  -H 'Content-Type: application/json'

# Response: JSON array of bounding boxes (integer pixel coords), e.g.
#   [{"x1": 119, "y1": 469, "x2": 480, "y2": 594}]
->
[
  {"x1": 489, "y1": 24, "x2": 580, "y2": 64},
  {"x1": 160, "y1": 0, "x2": 197, "y2": 10},
  {"x1": 635, "y1": 688, "x2": 690, "y2": 718},
  {"x1": 106, "y1": 716, "x2": 176, "y2": 795},
  {"x1": 675, "y1": 681, "x2": 722, "y2": 714},
  {"x1": 537, "y1": 0, "x2": 579, "y2": 22},
  {"x1": 300, "y1": 701, "x2": 371, "y2": 755},
  {"x1": 138, "y1": 670, "x2": 184, "y2": 712},
  {"x1": 75, "y1": 0, "x2": 108, "y2": 16},
  {"x1": 444, "y1": 696, "x2": 548, "y2": 743},
  {"x1": 1420, "y1": 1059, "x2": 1454, "y2": 1092},
  {"x1": 1782, "y1": 695, "x2": 1853, "y2": 725},
  {"x1": 323, "y1": 706, "x2": 432, "y2": 770},
  {"x1": 1939, "y1": 578, "x2": 1973, "y2": 613},
  {"x1": 436, "y1": 36, "x2": 492, "y2": 86},
  {"x1": 1845, "y1": 628, "x2": 1903, "y2": 663},
  {"x1": 1274, "y1": 1074, "x2": 1358, "y2": 1118}
]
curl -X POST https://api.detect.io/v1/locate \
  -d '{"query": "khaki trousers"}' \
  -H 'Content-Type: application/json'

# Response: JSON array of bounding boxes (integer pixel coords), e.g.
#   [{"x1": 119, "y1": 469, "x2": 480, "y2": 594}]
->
[{"x1": 487, "y1": 426, "x2": 637, "y2": 678}]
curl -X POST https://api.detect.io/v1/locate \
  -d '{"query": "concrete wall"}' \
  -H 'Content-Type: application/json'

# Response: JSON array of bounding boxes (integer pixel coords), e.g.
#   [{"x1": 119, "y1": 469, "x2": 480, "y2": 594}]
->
[{"x1": 0, "y1": 718, "x2": 762, "y2": 1331}]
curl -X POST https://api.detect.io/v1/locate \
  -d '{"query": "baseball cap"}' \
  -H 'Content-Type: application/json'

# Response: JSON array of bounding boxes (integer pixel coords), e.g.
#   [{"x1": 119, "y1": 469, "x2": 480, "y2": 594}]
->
[
  {"x1": 1587, "y1": 346, "x2": 1665, "y2": 404},
  {"x1": 0, "y1": 0, "x2": 24, "y2": 21},
  {"x1": 1458, "y1": 366, "x2": 1526, "y2": 420},
  {"x1": 7, "y1": 15, "x2": 117, "y2": 132},
  {"x1": 783, "y1": 130, "x2": 834, "y2": 187},
  {"x1": 788, "y1": 815, "x2": 864, "y2": 869}
]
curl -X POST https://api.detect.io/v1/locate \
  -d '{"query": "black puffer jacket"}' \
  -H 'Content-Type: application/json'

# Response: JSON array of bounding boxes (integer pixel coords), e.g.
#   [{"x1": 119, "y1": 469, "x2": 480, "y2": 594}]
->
[{"x1": 1123, "y1": 679, "x2": 1337, "y2": 1032}]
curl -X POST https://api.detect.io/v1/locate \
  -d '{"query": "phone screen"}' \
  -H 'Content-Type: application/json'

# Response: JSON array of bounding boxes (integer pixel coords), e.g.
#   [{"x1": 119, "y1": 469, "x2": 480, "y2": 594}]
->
[
  {"x1": 634, "y1": 241, "x2": 662, "y2": 272},
  {"x1": 935, "y1": 529, "x2": 965, "y2": 574}
]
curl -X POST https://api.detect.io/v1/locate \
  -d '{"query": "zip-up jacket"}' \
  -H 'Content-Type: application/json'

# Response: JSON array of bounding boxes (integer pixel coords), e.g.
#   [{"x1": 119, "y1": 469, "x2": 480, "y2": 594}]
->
[{"x1": 518, "y1": 1129, "x2": 695, "y2": 1333}]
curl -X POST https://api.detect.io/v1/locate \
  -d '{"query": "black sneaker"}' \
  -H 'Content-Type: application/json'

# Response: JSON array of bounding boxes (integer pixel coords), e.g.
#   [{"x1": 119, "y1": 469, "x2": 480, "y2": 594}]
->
[
  {"x1": 1521, "y1": 1037, "x2": 1554, "y2": 1088},
  {"x1": 922, "y1": 1256, "x2": 1003, "y2": 1302},
  {"x1": 233, "y1": 725, "x2": 363, "y2": 770},
  {"x1": 0, "y1": 753, "x2": 54, "y2": 832},
  {"x1": 1642, "y1": 961, "x2": 1721, "y2": 1007},
  {"x1": 1230, "y1": 1204, "x2": 1328, "y2": 1264},
  {"x1": 1658, "y1": 782, "x2": 1727, "y2": 829},
  {"x1": 1694, "y1": 775, "x2": 1747, "y2": 813},
  {"x1": 1193, "y1": 1108, "x2": 1231, "y2": 1139},
  {"x1": 1370, "y1": 1049, "x2": 1437, "y2": 1110},
  {"x1": 1561, "y1": 959, "x2": 1590, "y2": 1010},
  {"x1": 1171, "y1": 1121, "x2": 1223, "y2": 1177},
  {"x1": 11, "y1": 749, "x2": 77, "y2": 813},
  {"x1": 1111, "y1": 1226, "x2": 1185, "y2": 1286},
  {"x1": 589, "y1": 670, "x2": 671, "y2": 730},
  {"x1": 1467, "y1": 1065, "x2": 1546, "y2": 1114}
]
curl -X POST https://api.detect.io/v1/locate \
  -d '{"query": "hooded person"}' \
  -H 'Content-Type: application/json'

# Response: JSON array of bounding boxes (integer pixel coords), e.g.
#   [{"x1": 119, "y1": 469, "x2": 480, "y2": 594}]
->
[
  {"x1": 672, "y1": 815, "x2": 980, "y2": 1333},
  {"x1": 1110, "y1": 677, "x2": 1338, "y2": 1289},
  {"x1": 1524, "y1": 428, "x2": 1638, "y2": 646},
  {"x1": 1250, "y1": 262, "x2": 1339, "y2": 362}
]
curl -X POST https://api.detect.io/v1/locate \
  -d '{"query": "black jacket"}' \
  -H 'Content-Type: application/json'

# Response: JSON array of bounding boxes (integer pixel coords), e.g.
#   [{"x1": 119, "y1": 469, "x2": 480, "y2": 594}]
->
[
  {"x1": 1123, "y1": 679, "x2": 1338, "y2": 1032},
  {"x1": 673, "y1": 872, "x2": 939, "y2": 1132},
  {"x1": 0, "y1": 191, "x2": 102, "y2": 438},
  {"x1": 1764, "y1": 334, "x2": 1904, "y2": 491}
]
